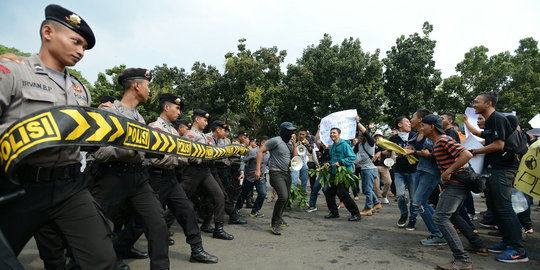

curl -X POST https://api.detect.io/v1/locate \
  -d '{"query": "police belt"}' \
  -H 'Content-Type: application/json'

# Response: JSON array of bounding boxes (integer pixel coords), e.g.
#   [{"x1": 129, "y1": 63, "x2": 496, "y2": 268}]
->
[
  {"x1": 150, "y1": 167, "x2": 176, "y2": 176},
  {"x1": 0, "y1": 105, "x2": 249, "y2": 183},
  {"x1": 14, "y1": 163, "x2": 81, "y2": 184},
  {"x1": 103, "y1": 162, "x2": 144, "y2": 173},
  {"x1": 189, "y1": 160, "x2": 214, "y2": 168}
]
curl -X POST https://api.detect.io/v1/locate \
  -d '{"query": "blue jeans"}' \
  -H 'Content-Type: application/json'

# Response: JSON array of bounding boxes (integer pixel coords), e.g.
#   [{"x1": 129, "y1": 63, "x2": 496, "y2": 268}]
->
[
  {"x1": 291, "y1": 163, "x2": 309, "y2": 191},
  {"x1": 434, "y1": 183, "x2": 484, "y2": 262},
  {"x1": 235, "y1": 178, "x2": 267, "y2": 213},
  {"x1": 361, "y1": 168, "x2": 379, "y2": 209},
  {"x1": 395, "y1": 172, "x2": 418, "y2": 221},
  {"x1": 413, "y1": 171, "x2": 442, "y2": 237},
  {"x1": 308, "y1": 174, "x2": 328, "y2": 207},
  {"x1": 485, "y1": 168, "x2": 524, "y2": 252}
]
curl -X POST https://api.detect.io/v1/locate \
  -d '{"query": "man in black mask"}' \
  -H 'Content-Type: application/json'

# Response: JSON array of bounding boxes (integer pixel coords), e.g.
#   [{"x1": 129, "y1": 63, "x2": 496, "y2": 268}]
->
[{"x1": 255, "y1": 122, "x2": 298, "y2": 235}]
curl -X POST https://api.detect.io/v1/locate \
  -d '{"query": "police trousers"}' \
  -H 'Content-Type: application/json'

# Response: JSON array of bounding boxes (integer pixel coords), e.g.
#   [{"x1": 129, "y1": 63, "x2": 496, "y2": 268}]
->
[
  {"x1": 91, "y1": 167, "x2": 169, "y2": 270},
  {"x1": 180, "y1": 166, "x2": 226, "y2": 223},
  {"x1": 0, "y1": 169, "x2": 116, "y2": 270},
  {"x1": 116, "y1": 169, "x2": 202, "y2": 249}
]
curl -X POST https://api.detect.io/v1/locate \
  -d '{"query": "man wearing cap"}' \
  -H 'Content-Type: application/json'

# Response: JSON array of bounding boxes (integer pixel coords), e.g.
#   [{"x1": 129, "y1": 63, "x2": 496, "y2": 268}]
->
[
  {"x1": 115, "y1": 93, "x2": 218, "y2": 264},
  {"x1": 255, "y1": 122, "x2": 298, "y2": 235},
  {"x1": 180, "y1": 109, "x2": 235, "y2": 240},
  {"x1": 90, "y1": 68, "x2": 170, "y2": 270},
  {"x1": 422, "y1": 114, "x2": 486, "y2": 270},
  {"x1": 177, "y1": 119, "x2": 191, "y2": 137},
  {"x1": 0, "y1": 4, "x2": 116, "y2": 269}
]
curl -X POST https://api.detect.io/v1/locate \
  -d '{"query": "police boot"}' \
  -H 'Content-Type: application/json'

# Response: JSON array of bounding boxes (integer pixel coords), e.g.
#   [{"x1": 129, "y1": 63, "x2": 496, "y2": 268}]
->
[
  {"x1": 200, "y1": 218, "x2": 214, "y2": 233},
  {"x1": 228, "y1": 212, "x2": 247, "y2": 225},
  {"x1": 189, "y1": 242, "x2": 218, "y2": 263},
  {"x1": 117, "y1": 259, "x2": 130, "y2": 270},
  {"x1": 212, "y1": 222, "x2": 234, "y2": 240}
]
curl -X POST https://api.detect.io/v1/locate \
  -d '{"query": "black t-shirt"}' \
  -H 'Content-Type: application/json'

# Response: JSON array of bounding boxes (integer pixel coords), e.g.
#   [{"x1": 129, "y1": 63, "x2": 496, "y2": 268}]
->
[
  {"x1": 481, "y1": 111, "x2": 517, "y2": 169},
  {"x1": 389, "y1": 132, "x2": 418, "y2": 173},
  {"x1": 445, "y1": 128, "x2": 461, "y2": 143}
]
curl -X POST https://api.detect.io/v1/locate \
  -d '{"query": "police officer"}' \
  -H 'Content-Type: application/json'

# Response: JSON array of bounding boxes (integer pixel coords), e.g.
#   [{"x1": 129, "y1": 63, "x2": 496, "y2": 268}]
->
[
  {"x1": 177, "y1": 119, "x2": 191, "y2": 137},
  {"x1": 180, "y1": 109, "x2": 235, "y2": 240},
  {"x1": 199, "y1": 121, "x2": 247, "y2": 230},
  {"x1": 0, "y1": 4, "x2": 116, "y2": 269},
  {"x1": 90, "y1": 68, "x2": 170, "y2": 270},
  {"x1": 116, "y1": 93, "x2": 218, "y2": 263}
]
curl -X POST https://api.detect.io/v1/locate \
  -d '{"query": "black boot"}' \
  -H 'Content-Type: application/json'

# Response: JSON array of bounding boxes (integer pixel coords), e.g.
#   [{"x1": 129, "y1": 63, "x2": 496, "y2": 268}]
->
[
  {"x1": 190, "y1": 242, "x2": 218, "y2": 263},
  {"x1": 117, "y1": 259, "x2": 130, "y2": 270},
  {"x1": 228, "y1": 212, "x2": 247, "y2": 225},
  {"x1": 212, "y1": 222, "x2": 234, "y2": 240},
  {"x1": 200, "y1": 219, "x2": 214, "y2": 233}
]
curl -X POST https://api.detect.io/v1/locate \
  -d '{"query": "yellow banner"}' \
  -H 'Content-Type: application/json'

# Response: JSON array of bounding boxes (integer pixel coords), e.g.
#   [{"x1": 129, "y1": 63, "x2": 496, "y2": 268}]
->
[{"x1": 514, "y1": 140, "x2": 540, "y2": 200}]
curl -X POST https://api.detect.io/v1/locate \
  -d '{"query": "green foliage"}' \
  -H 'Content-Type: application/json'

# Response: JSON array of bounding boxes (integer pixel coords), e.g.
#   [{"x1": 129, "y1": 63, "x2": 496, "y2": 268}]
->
[
  {"x1": 0, "y1": 45, "x2": 30, "y2": 57},
  {"x1": 382, "y1": 22, "x2": 442, "y2": 122},
  {"x1": 309, "y1": 166, "x2": 359, "y2": 189},
  {"x1": 287, "y1": 185, "x2": 308, "y2": 209}
]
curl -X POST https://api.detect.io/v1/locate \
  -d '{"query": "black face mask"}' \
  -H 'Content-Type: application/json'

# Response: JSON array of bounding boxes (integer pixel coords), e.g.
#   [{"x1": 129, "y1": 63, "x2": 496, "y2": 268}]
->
[{"x1": 279, "y1": 128, "x2": 294, "y2": 143}]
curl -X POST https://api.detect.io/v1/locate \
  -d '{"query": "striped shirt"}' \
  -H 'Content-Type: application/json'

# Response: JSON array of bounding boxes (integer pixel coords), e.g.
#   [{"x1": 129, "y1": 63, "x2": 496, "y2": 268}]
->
[{"x1": 433, "y1": 135, "x2": 466, "y2": 175}]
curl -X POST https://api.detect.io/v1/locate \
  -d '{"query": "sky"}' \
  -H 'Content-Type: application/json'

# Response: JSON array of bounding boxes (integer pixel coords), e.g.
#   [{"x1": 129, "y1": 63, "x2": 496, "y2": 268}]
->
[{"x1": 2, "y1": 0, "x2": 539, "y2": 84}]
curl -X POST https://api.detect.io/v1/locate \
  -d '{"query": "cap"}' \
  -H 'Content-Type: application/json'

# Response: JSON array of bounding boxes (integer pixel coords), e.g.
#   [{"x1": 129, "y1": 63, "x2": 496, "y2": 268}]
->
[
  {"x1": 422, "y1": 114, "x2": 445, "y2": 134},
  {"x1": 177, "y1": 119, "x2": 191, "y2": 129},
  {"x1": 98, "y1": 95, "x2": 116, "y2": 104},
  {"x1": 212, "y1": 120, "x2": 228, "y2": 130},
  {"x1": 45, "y1": 4, "x2": 96, "y2": 50},
  {"x1": 237, "y1": 130, "x2": 248, "y2": 137},
  {"x1": 526, "y1": 128, "x2": 540, "y2": 137},
  {"x1": 159, "y1": 93, "x2": 184, "y2": 110},
  {"x1": 192, "y1": 109, "x2": 209, "y2": 119},
  {"x1": 118, "y1": 68, "x2": 152, "y2": 87},
  {"x1": 280, "y1": 121, "x2": 296, "y2": 131},
  {"x1": 374, "y1": 130, "x2": 384, "y2": 137}
]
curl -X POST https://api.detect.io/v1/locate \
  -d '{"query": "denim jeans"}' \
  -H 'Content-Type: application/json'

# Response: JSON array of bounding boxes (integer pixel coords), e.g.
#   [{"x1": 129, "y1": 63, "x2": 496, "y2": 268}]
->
[
  {"x1": 235, "y1": 178, "x2": 267, "y2": 213},
  {"x1": 361, "y1": 168, "x2": 379, "y2": 209},
  {"x1": 291, "y1": 163, "x2": 309, "y2": 191},
  {"x1": 413, "y1": 171, "x2": 442, "y2": 237},
  {"x1": 394, "y1": 172, "x2": 418, "y2": 221},
  {"x1": 485, "y1": 168, "x2": 524, "y2": 252},
  {"x1": 433, "y1": 183, "x2": 484, "y2": 263},
  {"x1": 308, "y1": 175, "x2": 328, "y2": 207}
]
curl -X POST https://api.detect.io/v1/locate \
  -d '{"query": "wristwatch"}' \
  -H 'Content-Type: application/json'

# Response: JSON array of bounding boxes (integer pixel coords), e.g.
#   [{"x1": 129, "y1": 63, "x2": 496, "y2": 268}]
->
[{"x1": 470, "y1": 149, "x2": 476, "y2": 156}]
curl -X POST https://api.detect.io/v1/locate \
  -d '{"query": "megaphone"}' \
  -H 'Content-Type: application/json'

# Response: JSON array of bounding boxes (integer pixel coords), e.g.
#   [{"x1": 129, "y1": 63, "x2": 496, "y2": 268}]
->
[
  {"x1": 290, "y1": 156, "x2": 303, "y2": 171},
  {"x1": 297, "y1": 145, "x2": 307, "y2": 156},
  {"x1": 384, "y1": 158, "x2": 395, "y2": 167}
]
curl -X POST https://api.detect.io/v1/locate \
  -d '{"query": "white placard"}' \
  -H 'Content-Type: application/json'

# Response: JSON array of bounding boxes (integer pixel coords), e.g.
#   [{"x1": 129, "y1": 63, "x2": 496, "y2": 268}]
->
[
  {"x1": 529, "y1": 113, "x2": 540, "y2": 128},
  {"x1": 464, "y1": 107, "x2": 484, "y2": 142},
  {"x1": 319, "y1": 109, "x2": 357, "y2": 147},
  {"x1": 461, "y1": 136, "x2": 485, "y2": 174}
]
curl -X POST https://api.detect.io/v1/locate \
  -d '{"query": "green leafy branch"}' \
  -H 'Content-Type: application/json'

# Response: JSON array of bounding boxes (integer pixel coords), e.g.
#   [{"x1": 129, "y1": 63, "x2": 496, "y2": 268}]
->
[{"x1": 309, "y1": 166, "x2": 359, "y2": 189}]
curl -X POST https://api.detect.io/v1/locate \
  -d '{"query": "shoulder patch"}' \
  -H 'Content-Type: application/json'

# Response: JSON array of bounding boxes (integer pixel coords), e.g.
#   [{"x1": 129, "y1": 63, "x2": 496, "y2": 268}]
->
[
  {"x1": 0, "y1": 64, "x2": 10, "y2": 74},
  {"x1": 188, "y1": 134, "x2": 194, "y2": 139}
]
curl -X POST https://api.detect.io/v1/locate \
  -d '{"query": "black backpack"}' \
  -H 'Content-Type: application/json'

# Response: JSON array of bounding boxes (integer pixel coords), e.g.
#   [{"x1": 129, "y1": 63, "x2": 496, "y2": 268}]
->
[{"x1": 503, "y1": 129, "x2": 528, "y2": 161}]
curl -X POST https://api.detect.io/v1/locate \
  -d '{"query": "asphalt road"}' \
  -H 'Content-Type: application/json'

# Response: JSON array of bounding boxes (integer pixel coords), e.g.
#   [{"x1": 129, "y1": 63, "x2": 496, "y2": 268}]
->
[{"x1": 17, "y1": 187, "x2": 540, "y2": 270}]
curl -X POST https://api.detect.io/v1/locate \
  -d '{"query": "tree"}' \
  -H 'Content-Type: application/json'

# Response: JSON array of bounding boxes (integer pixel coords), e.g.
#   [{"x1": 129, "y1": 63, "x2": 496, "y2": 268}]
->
[
  {"x1": 284, "y1": 34, "x2": 385, "y2": 132},
  {"x1": 382, "y1": 22, "x2": 442, "y2": 123}
]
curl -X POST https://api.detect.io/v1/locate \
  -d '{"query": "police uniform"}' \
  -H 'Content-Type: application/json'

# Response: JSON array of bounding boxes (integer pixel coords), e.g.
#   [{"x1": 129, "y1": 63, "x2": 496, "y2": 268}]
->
[
  {"x1": 0, "y1": 5, "x2": 115, "y2": 270},
  {"x1": 180, "y1": 110, "x2": 234, "y2": 240},
  {"x1": 116, "y1": 94, "x2": 217, "y2": 263},
  {"x1": 90, "y1": 69, "x2": 169, "y2": 270}
]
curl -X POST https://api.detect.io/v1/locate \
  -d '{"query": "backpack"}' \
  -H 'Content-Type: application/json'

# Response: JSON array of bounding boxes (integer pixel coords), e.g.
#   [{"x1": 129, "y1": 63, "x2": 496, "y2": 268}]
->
[{"x1": 503, "y1": 129, "x2": 528, "y2": 161}]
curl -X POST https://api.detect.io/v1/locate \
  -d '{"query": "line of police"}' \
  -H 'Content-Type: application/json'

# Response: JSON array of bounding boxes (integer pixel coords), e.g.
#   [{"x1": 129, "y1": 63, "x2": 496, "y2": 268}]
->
[{"x1": 0, "y1": 5, "x2": 251, "y2": 270}]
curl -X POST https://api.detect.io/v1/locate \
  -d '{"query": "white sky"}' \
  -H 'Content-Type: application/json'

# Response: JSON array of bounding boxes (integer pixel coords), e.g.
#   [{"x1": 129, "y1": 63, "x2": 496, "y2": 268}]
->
[{"x1": 2, "y1": 0, "x2": 539, "y2": 83}]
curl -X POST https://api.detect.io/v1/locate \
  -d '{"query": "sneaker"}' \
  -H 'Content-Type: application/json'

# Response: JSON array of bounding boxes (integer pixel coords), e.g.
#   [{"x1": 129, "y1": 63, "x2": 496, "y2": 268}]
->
[
  {"x1": 305, "y1": 206, "x2": 318, "y2": 213},
  {"x1": 488, "y1": 242, "x2": 507, "y2": 253},
  {"x1": 495, "y1": 248, "x2": 529, "y2": 263},
  {"x1": 270, "y1": 224, "x2": 281, "y2": 235},
  {"x1": 360, "y1": 208, "x2": 373, "y2": 216},
  {"x1": 397, "y1": 216, "x2": 407, "y2": 227},
  {"x1": 381, "y1": 197, "x2": 390, "y2": 204},
  {"x1": 406, "y1": 220, "x2": 416, "y2": 231},
  {"x1": 479, "y1": 219, "x2": 498, "y2": 229},
  {"x1": 436, "y1": 260, "x2": 473, "y2": 270},
  {"x1": 420, "y1": 235, "x2": 447, "y2": 246},
  {"x1": 250, "y1": 212, "x2": 264, "y2": 218},
  {"x1": 373, "y1": 203, "x2": 383, "y2": 211},
  {"x1": 465, "y1": 246, "x2": 489, "y2": 256},
  {"x1": 234, "y1": 209, "x2": 246, "y2": 217},
  {"x1": 523, "y1": 226, "x2": 533, "y2": 234},
  {"x1": 278, "y1": 220, "x2": 289, "y2": 227}
]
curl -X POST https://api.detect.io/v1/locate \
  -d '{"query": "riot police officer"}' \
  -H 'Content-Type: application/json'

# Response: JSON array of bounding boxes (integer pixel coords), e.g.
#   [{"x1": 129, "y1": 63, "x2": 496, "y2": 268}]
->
[{"x1": 0, "y1": 4, "x2": 116, "y2": 269}]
